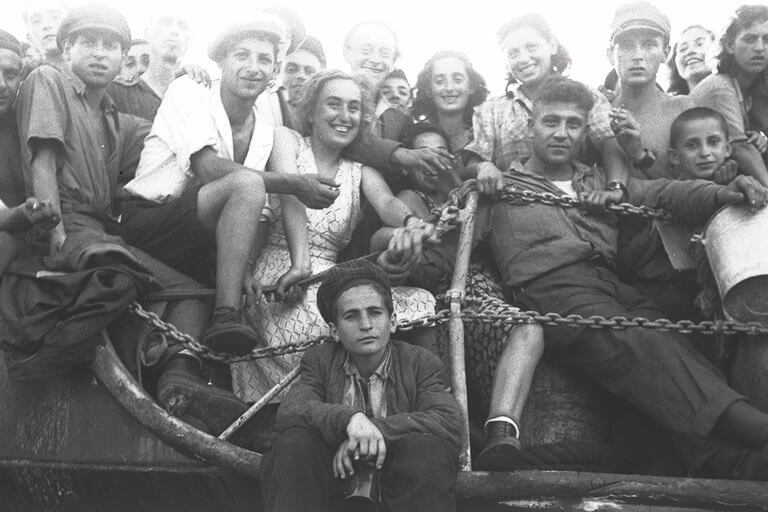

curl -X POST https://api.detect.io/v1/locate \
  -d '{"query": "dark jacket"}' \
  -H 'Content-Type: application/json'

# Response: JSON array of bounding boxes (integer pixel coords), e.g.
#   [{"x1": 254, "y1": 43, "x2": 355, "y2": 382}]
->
[{"x1": 276, "y1": 340, "x2": 462, "y2": 451}]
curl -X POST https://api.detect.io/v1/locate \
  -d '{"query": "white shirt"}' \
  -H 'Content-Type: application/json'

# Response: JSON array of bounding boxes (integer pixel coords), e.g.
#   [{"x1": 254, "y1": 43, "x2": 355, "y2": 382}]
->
[
  {"x1": 552, "y1": 179, "x2": 577, "y2": 198},
  {"x1": 124, "y1": 77, "x2": 274, "y2": 204}
]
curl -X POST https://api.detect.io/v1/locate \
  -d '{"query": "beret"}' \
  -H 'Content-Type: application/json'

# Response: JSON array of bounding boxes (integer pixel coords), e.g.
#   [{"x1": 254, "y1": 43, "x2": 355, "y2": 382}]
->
[
  {"x1": 610, "y1": 1, "x2": 671, "y2": 44},
  {"x1": 316, "y1": 259, "x2": 393, "y2": 323},
  {"x1": 0, "y1": 30, "x2": 22, "y2": 57},
  {"x1": 208, "y1": 17, "x2": 284, "y2": 62},
  {"x1": 57, "y1": 3, "x2": 131, "y2": 51}
]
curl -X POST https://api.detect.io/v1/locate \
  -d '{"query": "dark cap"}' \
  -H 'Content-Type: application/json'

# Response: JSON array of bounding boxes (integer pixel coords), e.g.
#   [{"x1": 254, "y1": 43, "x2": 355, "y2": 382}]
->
[
  {"x1": 316, "y1": 259, "x2": 393, "y2": 323},
  {"x1": 208, "y1": 17, "x2": 284, "y2": 62},
  {"x1": 610, "y1": 1, "x2": 671, "y2": 44},
  {"x1": 57, "y1": 3, "x2": 131, "y2": 51},
  {"x1": 0, "y1": 30, "x2": 22, "y2": 57},
  {"x1": 292, "y1": 35, "x2": 326, "y2": 68}
]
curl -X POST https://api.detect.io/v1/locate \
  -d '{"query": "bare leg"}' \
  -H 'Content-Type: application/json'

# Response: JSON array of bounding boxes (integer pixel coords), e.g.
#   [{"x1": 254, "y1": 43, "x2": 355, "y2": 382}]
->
[
  {"x1": 196, "y1": 170, "x2": 267, "y2": 309},
  {"x1": 488, "y1": 323, "x2": 545, "y2": 424}
]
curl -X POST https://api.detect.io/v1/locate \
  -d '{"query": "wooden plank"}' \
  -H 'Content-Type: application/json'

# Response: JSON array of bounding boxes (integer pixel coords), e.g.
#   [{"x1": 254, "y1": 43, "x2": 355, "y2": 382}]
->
[{"x1": 456, "y1": 471, "x2": 768, "y2": 510}]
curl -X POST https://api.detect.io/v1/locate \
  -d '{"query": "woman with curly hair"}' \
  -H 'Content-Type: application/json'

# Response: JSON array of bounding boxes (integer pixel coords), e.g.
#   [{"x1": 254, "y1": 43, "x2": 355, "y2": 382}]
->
[
  {"x1": 411, "y1": 50, "x2": 489, "y2": 159},
  {"x1": 691, "y1": 5, "x2": 768, "y2": 186},
  {"x1": 666, "y1": 25, "x2": 716, "y2": 96},
  {"x1": 231, "y1": 70, "x2": 438, "y2": 402},
  {"x1": 463, "y1": 13, "x2": 630, "y2": 198}
]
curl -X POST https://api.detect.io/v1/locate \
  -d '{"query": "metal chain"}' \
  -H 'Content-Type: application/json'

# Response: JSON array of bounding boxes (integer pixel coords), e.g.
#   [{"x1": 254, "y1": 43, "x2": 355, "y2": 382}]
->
[
  {"x1": 500, "y1": 185, "x2": 674, "y2": 222},
  {"x1": 128, "y1": 296, "x2": 768, "y2": 364}
]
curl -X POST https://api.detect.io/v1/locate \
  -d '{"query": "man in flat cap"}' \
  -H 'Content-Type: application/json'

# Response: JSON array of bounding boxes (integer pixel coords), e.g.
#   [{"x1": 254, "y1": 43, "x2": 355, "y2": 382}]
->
[
  {"x1": 16, "y1": 4, "x2": 248, "y2": 434},
  {"x1": 606, "y1": 1, "x2": 695, "y2": 181},
  {"x1": 262, "y1": 259, "x2": 460, "y2": 512},
  {"x1": 120, "y1": 18, "x2": 340, "y2": 356}
]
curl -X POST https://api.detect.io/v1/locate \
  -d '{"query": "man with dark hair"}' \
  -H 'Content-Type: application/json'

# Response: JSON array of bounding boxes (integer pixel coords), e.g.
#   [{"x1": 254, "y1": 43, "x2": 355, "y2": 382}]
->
[
  {"x1": 121, "y1": 18, "x2": 340, "y2": 356},
  {"x1": 471, "y1": 75, "x2": 768, "y2": 478},
  {"x1": 378, "y1": 68, "x2": 412, "y2": 115},
  {"x1": 262, "y1": 259, "x2": 460, "y2": 512},
  {"x1": 16, "y1": 3, "x2": 246, "y2": 433}
]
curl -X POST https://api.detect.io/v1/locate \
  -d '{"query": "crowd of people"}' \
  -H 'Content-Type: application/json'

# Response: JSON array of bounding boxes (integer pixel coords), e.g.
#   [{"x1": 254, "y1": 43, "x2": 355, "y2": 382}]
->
[{"x1": 4, "y1": 0, "x2": 768, "y2": 510}]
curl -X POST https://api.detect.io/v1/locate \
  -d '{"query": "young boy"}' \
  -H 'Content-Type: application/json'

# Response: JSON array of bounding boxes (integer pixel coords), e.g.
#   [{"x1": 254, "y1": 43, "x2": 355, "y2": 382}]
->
[
  {"x1": 262, "y1": 259, "x2": 460, "y2": 512},
  {"x1": 16, "y1": 4, "x2": 248, "y2": 434},
  {"x1": 378, "y1": 68, "x2": 412, "y2": 115},
  {"x1": 669, "y1": 107, "x2": 734, "y2": 183}
]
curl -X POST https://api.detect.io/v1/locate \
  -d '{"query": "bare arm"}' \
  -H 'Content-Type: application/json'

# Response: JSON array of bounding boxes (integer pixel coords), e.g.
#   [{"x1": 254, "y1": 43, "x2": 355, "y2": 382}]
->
[
  {"x1": 267, "y1": 128, "x2": 311, "y2": 296},
  {"x1": 361, "y1": 165, "x2": 413, "y2": 228},
  {"x1": 190, "y1": 146, "x2": 339, "y2": 209},
  {"x1": 730, "y1": 141, "x2": 768, "y2": 187},
  {"x1": 370, "y1": 190, "x2": 429, "y2": 252},
  {"x1": 29, "y1": 142, "x2": 65, "y2": 253}
]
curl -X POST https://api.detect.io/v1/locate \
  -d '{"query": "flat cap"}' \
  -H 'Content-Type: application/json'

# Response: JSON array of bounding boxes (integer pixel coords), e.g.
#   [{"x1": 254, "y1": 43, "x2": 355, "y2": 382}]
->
[
  {"x1": 0, "y1": 30, "x2": 22, "y2": 57},
  {"x1": 208, "y1": 17, "x2": 284, "y2": 62},
  {"x1": 57, "y1": 3, "x2": 131, "y2": 51},
  {"x1": 610, "y1": 1, "x2": 671, "y2": 44},
  {"x1": 316, "y1": 259, "x2": 393, "y2": 323}
]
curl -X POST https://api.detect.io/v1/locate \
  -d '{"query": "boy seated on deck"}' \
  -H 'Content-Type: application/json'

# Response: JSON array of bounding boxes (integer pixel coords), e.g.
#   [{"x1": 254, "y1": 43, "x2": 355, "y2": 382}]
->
[
  {"x1": 15, "y1": 4, "x2": 249, "y2": 435},
  {"x1": 262, "y1": 259, "x2": 461, "y2": 512}
]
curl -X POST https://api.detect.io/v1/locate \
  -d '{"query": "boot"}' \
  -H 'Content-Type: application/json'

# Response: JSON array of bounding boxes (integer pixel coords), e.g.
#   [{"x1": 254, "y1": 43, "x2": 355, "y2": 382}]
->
[
  {"x1": 201, "y1": 306, "x2": 263, "y2": 355},
  {"x1": 474, "y1": 421, "x2": 522, "y2": 471},
  {"x1": 157, "y1": 354, "x2": 248, "y2": 435}
]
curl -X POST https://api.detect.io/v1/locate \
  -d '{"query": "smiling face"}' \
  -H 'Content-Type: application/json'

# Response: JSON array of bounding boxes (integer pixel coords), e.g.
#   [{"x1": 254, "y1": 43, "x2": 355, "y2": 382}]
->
[
  {"x1": 25, "y1": 2, "x2": 67, "y2": 58},
  {"x1": 343, "y1": 24, "x2": 397, "y2": 92},
  {"x1": 0, "y1": 49, "x2": 22, "y2": 117},
  {"x1": 429, "y1": 56, "x2": 474, "y2": 115},
  {"x1": 670, "y1": 118, "x2": 731, "y2": 180},
  {"x1": 611, "y1": 29, "x2": 668, "y2": 88},
  {"x1": 531, "y1": 101, "x2": 588, "y2": 166},
  {"x1": 219, "y1": 37, "x2": 276, "y2": 102},
  {"x1": 281, "y1": 48, "x2": 322, "y2": 104},
  {"x1": 675, "y1": 26, "x2": 714, "y2": 83},
  {"x1": 145, "y1": 15, "x2": 191, "y2": 65},
  {"x1": 502, "y1": 26, "x2": 557, "y2": 86},
  {"x1": 64, "y1": 31, "x2": 124, "y2": 90},
  {"x1": 311, "y1": 78, "x2": 362, "y2": 150},
  {"x1": 329, "y1": 284, "x2": 395, "y2": 362},
  {"x1": 728, "y1": 19, "x2": 768, "y2": 78}
]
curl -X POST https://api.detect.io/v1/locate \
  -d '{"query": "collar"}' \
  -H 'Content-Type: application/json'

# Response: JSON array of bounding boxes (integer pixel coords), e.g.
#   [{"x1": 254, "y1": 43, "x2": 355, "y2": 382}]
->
[
  {"x1": 64, "y1": 68, "x2": 117, "y2": 116},
  {"x1": 342, "y1": 344, "x2": 393, "y2": 381},
  {"x1": 505, "y1": 82, "x2": 534, "y2": 113},
  {"x1": 510, "y1": 158, "x2": 594, "y2": 184}
]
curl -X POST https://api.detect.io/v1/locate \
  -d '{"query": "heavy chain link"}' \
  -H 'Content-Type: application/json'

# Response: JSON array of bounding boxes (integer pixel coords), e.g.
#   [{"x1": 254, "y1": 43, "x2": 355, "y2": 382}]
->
[
  {"x1": 129, "y1": 296, "x2": 768, "y2": 364},
  {"x1": 500, "y1": 185, "x2": 674, "y2": 222}
]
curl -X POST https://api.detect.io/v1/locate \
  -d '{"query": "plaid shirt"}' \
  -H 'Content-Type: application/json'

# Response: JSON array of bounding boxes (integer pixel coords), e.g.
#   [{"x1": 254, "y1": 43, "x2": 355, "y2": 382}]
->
[{"x1": 465, "y1": 82, "x2": 615, "y2": 173}]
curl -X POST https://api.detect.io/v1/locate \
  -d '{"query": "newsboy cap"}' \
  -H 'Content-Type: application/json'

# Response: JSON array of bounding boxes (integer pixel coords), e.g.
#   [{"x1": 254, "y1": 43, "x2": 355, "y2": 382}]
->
[
  {"x1": 207, "y1": 17, "x2": 284, "y2": 63},
  {"x1": 57, "y1": 3, "x2": 131, "y2": 51},
  {"x1": 610, "y1": 1, "x2": 671, "y2": 44},
  {"x1": 0, "y1": 30, "x2": 22, "y2": 57},
  {"x1": 316, "y1": 259, "x2": 393, "y2": 323}
]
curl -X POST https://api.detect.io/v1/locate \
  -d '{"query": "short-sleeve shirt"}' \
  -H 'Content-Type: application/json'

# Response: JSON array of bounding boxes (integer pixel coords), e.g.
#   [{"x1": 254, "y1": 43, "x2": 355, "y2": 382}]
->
[
  {"x1": 0, "y1": 113, "x2": 26, "y2": 209},
  {"x1": 465, "y1": 82, "x2": 615, "y2": 172},
  {"x1": 123, "y1": 77, "x2": 274, "y2": 203},
  {"x1": 691, "y1": 73, "x2": 750, "y2": 143},
  {"x1": 16, "y1": 66, "x2": 150, "y2": 217},
  {"x1": 107, "y1": 77, "x2": 162, "y2": 121}
]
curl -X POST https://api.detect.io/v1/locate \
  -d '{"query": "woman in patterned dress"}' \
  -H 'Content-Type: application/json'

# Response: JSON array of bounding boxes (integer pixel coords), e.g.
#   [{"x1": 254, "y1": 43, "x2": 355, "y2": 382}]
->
[{"x1": 231, "y1": 70, "x2": 437, "y2": 402}]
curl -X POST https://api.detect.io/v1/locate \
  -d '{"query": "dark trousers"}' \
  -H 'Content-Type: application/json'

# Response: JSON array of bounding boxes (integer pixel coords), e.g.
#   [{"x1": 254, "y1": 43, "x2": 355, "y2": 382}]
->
[
  {"x1": 262, "y1": 427, "x2": 458, "y2": 512},
  {"x1": 515, "y1": 261, "x2": 744, "y2": 438}
]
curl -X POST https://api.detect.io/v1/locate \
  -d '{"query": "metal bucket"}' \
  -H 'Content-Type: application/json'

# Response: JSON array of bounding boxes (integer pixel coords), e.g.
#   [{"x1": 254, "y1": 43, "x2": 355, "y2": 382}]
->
[{"x1": 703, "y1": 205, "x2": 768, "y2": 325}]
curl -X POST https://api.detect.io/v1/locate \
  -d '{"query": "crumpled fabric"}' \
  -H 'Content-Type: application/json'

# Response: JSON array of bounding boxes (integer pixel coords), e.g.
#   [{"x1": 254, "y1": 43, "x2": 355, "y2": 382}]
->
[{"x1": 0, "y1": 256, "x2": 156, "y2": 382}]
